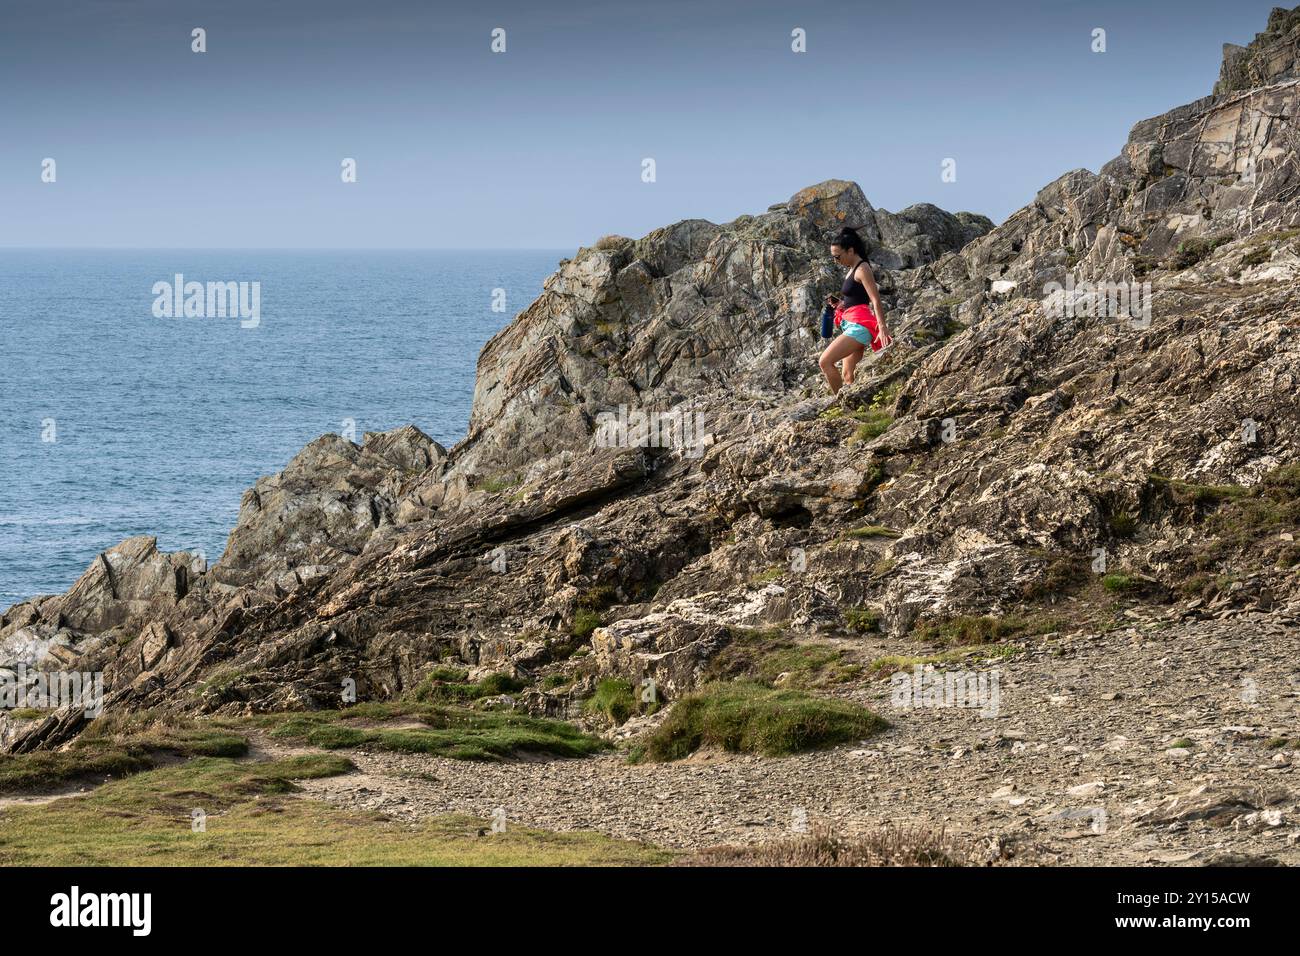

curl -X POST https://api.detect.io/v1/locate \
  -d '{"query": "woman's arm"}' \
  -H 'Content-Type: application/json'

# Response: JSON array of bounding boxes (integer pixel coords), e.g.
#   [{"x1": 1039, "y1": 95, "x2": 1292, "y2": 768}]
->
[{"x1": 856, "y1": 262, "x2": 891, "y2": 341}]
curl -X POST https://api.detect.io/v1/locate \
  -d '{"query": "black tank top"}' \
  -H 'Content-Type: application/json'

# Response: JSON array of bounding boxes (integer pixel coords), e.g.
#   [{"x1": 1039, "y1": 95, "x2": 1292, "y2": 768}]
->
[{"x1": 840, "y1": 260, "x2": 871, "y2": 309}]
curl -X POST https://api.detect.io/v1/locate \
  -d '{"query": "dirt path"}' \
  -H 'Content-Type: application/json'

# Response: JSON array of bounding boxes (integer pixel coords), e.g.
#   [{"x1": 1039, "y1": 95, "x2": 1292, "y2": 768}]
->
[
  {"x1": 279, "y1": 610, "x2": 1298, "y2": 864},
  {"x1": 0, "y1": 785, "x2": 94, "y2": 811}
]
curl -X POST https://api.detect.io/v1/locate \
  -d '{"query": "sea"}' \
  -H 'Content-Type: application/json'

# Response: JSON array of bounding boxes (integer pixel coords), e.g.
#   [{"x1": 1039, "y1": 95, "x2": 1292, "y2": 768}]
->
[{"x1": 0, "y1": 249, "x2": 565, "y2": 609}]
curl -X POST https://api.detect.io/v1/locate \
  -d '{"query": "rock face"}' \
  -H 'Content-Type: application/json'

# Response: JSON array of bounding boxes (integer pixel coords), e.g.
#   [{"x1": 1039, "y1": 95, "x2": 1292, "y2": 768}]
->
[
  {"x1": 1, "y1": 535, "x2": 193, "y2": 671},
  {"x1": 4, "y1": 8, "x2": 1300, "y2": 751},
  {"x1": 1216, "y1": 7, "x2": 1300, "y2": 94},
  {"x1": 213, "y1": 425, "x2": 446, "y2": 588},
  {"x1": 435, "y1": 178, "x2": 990, "y2": 497}
]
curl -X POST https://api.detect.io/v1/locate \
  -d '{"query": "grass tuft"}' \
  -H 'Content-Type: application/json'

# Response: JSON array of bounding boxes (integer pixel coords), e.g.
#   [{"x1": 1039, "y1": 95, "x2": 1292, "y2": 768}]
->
[
  {"x1": 707, "y1": 629, "x2": 862, "y2": 689},
  {"x1": 266, "y1": 706, "x2": 608, "y2": 762},
  {"x1": 583, "y1": 678, "x2": 641, "y2": 725},
  {"x1": 0, "y1": 710, "x2": 249, "y2": 795},
  {"x1": 630, "y1": 682, "x2": 886, "y2": 763},
  {"x1": 685, "y1": 823, "x2": 980, "y2": 867},
  {"x1": 412, "y1": 670, "x2": 526, "y2": 703},
  {"x1": 910, "y1": 614, "x2": 1063, "y2": 647},
  {"x1": 0, "y1": 756, "x2": 666, "y2": 866}
]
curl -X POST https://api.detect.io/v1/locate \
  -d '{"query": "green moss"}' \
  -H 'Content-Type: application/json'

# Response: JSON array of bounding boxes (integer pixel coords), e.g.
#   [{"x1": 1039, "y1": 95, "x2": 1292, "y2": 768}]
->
[
  {"x1": 1101, "y1": 573, "x2": 1136, "y2": 593},
  {"x1": 862, "y1": 461, "x2": 888, "y2": 495},
  {"x1": 1176, "y1": 571, "x2": 1238, "y2": 601},
  {"x1": 846, "y1": 525, "x2": 901, "y2": 540},
  {"x1": 748, "y1": 565, "x2": 785, "y2": 585},
  {"x1": 1252, "y1": 228, "x2": 1300, "y2": 244},
  {"x1": 194, "y1": 667, "x2": 246, "y2": 696},
  {"x1": 1131, "y1": 255, "x2": 1160, "y2": 278},
  {"x1": 577, "y1": 585, "x2": 617, "y2": 610},
  {"x1": 426, "y1": 665, "x2": 470, "y2": 683},
  {"x1": 828, "y1": 384, "x2": 899, "y2": 441},
  {"x1": 1149, "y1": 474, "x2": 1249, "y2": 505},
  {"x1": 630, "y1": 683, "x2": 887, "y2": 762},
  {"x1": 1021, "y1": 552, "x2": 1090, "y2": 601},
  {"x1": 871, "y1": 557, "x2": 898, "y2": 578},
  {"x1": 1154, "y1": 464, "x2": 1300, "y2": 575},
  {"x1": 4, "y1": 708, "x2": 47, "y2": 721},
  {"x1": 478, "y1": 474, "x2": 520, "y2": 494},
  {"x1": 304, "y1": 724, "x2": 369, "y2": 748}
]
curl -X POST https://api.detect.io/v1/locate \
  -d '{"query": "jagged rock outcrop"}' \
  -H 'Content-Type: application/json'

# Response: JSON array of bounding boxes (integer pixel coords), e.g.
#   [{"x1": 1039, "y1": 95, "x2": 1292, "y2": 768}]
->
[
  {"x1": 214, "y1": 425, "x2": 445, "y2": 587},
  {"x1": 4, "y1": 8, "x2": 1300, "y2": 752},
  {"x1": 432, "y1": 178, "x2": 991, "y2": 498},
  {"x1": 1216, "y1": 6, "x2": 1300, "y2": 94},
  {"x1": 953, "y1": 17, "x2": 1300, "y2": 303},
  {"x1": 0, "y1": 535, "x2": 196, "y2": 670}
]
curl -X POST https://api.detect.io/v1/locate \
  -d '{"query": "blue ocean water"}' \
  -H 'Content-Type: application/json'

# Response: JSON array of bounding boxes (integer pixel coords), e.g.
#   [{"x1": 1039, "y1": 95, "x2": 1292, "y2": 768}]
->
[{"x1": 0, "y1": 250, "x2": 564, "y2": 609}]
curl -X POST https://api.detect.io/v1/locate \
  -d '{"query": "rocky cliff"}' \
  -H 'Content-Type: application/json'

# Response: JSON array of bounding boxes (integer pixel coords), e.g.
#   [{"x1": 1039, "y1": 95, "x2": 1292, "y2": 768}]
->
[{"x1": 4, "y1": 9, "x2": 1300, "y2": 755}]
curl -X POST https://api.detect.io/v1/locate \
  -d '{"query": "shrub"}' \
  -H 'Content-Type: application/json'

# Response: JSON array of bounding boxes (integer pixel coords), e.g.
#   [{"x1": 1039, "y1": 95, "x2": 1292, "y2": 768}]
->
[
  {"x1": 1170, "y1": 234, "x2": 1231, "y2": 270},
  {"x1": 1108, "y1": 512, "x2": 1139, "y2": 538},
  {"x1": 1241, "y1": 246, "x2": 1271, "y2": 267},
  {"x1": 843, "y1": 607, "x2": 881, "y2": 633},
  {"x1": 572, "y1": 609, "x2": 602, "y2": 639}
]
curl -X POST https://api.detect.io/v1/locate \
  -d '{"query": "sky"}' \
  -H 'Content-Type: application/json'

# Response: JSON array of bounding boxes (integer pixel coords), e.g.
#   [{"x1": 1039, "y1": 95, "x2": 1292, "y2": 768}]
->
[{"x1": 0, "y1": 0, "x2": 1283, "y2": 248}]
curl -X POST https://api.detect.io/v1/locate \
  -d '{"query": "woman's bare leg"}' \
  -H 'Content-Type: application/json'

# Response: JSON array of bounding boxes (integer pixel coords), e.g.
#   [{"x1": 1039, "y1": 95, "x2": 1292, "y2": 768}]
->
[
  {"x1": 842, "y1": 344, "x2": 865, "y2": 385},
  {"x1": 819, "y1": 334, "x2": 865, "y2": 394}
]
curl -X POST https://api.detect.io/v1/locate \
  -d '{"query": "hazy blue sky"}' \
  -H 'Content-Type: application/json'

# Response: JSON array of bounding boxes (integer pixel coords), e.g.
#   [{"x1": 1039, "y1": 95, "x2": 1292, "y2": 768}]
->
[{"x1": 0, "y1": 0, "x2": 1282, "y2": 248}]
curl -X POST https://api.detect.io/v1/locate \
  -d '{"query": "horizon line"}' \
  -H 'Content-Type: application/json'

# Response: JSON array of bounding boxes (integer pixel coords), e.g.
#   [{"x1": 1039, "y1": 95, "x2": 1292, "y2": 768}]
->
[{"x1": 0, "y1": 245, "x2": 580, "y2": 252}]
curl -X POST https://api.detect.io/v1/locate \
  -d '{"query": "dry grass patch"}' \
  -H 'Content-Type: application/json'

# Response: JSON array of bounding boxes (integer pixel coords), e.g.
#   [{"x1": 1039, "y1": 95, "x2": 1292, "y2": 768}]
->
[{"x1": 684, "y1": 824, "x2": 984, "y2": 867}]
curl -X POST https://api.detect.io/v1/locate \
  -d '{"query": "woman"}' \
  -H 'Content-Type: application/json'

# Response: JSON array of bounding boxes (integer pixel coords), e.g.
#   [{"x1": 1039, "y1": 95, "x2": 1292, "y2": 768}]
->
[{"x1": 818, "y1": 227, "x2": 892, "y2": 393}]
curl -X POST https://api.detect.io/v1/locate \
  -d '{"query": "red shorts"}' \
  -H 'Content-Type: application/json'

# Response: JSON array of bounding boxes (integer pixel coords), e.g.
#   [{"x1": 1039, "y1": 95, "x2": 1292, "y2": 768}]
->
[{"x1": 833, "y1": 304, "x2": 884, "y2": 352}]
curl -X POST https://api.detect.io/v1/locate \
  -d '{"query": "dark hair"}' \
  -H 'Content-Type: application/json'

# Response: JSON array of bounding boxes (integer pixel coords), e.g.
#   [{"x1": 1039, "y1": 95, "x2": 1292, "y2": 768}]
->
[{"x1": 831, "y1": 226, "x2": 868, "y2": 259}]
